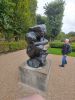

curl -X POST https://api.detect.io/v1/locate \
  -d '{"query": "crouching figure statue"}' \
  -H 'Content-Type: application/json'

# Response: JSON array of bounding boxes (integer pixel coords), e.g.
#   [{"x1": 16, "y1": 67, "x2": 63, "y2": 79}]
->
[{"x1": 26, "y1": 24, "x2": 48, "y2": 68}]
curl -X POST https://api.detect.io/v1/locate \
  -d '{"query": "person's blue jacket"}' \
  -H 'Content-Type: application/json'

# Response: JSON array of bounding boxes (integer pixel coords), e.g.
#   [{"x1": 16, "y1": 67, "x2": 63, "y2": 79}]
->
[{"x1": 62, "y1": 44, "x2": 71, "y2": 55}]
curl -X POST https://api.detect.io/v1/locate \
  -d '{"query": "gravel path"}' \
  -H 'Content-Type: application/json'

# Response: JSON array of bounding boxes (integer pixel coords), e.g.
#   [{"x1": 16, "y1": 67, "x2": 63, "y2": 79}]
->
[{"x1": 0, "y1": 50, "x2": 75, "y2": 100}]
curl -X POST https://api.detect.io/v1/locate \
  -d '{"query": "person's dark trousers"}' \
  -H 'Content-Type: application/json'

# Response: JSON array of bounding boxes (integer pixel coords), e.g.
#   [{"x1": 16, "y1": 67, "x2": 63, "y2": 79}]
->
[{"x1": 62, "y1": 55, "x2": 67, "y2": 65}]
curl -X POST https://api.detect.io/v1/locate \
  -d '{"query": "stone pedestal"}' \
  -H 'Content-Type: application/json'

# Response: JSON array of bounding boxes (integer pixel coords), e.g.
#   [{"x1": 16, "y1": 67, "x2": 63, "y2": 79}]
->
[{"x1": 19, "y1": 59, "x2": 51, "y2": 96}]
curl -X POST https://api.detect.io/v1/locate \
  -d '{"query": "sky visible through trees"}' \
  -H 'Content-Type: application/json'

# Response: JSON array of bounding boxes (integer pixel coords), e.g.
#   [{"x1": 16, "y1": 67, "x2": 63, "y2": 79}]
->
[{"x1": 37, "y1": 0, "x2": 75, "y2": 33}]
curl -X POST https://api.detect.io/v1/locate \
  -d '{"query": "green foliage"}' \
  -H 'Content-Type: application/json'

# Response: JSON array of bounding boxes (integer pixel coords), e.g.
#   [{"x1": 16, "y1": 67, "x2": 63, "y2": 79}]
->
[
  {"x1": 36, "y1": 14, "x2": 47, "y2": 24},
  {"x1": 71, "y1": 44, "x2": 75, "y2": 52},
  {"x1": 0, "y1": 41, "x2": 9, "y2": 53},
  {"x1": 49, "y1": 42, "x2": 75, "y2": 52},
  {"x1": 56, "y1": 32, "x2": 66, "y2": 40},
  {"x1": 48, "y1": 48, "x2": 75, "y2": 57},
  {"x1": 65, "y1": 32, "x2": 75, "y2": 42},
  {"x1": 9, "y1": 41, "x2": 27, "y2": 51},
  {"x1": 70, "y1": 37, "x2": 75, "y2": 42},
  {"x1": 66, "y1": 31, "x2": 75, "y2": 38},
  {"x1": 48, "y1": 48, "x2": 61, "y2": 55},
  {"x1": 50, "y1": 42, "x2": 63, "y2": 48},
  {"x1": 0, "y1": 0, "x2": 15, "y2": 32},
  {"x1": 0, "y1": 0, "x2": 37, "y2": 41},
  {"x1": 30, "y1": 0, "x2": 37, "y2": 25},
  {"x1": 5, "y1": 32, "x2": 14, "y2": 41},
  {"x1": 44, "y1": 0, "x2": 65, "y2": 40},
  {"x1": 0, "y1": 32, "x2": 4, "y2": 38},
  {"x1": 17, "y1": 0, "x2": 37, "y2": 33},
  {"x1": 0, "y1": 40, "x2": 27, "y2": 53}
]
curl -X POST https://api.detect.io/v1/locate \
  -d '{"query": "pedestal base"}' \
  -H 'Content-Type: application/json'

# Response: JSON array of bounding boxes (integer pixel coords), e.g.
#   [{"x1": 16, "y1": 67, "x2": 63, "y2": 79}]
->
[{"x1": 19, "y1": 59, "x2": 51, "y2": 94}]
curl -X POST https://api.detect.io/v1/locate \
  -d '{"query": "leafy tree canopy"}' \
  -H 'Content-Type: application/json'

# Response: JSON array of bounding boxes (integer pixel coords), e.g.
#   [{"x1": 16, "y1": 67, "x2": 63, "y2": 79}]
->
[
  {"x1": 0, "y1": 0, "x2": 37, "y2": 41},
  {"x1": 36, "y1": 14, "x2": 47, "y2": 25},
  {"x1": 44, "y1": 0, "x2": 65, "y2": 40}
]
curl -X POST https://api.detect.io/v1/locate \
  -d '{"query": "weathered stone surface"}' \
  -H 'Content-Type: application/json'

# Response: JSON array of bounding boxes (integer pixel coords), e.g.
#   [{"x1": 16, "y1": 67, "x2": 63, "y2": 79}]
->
[{"x1": 19, "y1": 59, "x2": 51, "y2": 92}]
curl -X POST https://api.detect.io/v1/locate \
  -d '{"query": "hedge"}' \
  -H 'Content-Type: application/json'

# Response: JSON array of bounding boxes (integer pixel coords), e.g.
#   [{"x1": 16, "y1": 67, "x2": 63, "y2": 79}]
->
[
  {"x1": 71, "y1": 45, "x2": 75, "y2": 52},
  {"x1": 0, "y1": 40, "x2": 27, "y2": 53},
  {"x1": 0, "y1": 42, "x2": 9, "y2": 53},
  {"x1": 50, "y1": 42, "x2": 75, "y2": 52},
  {"x1": 50, "y1": 42, "x2": 63, "y2": 48}
]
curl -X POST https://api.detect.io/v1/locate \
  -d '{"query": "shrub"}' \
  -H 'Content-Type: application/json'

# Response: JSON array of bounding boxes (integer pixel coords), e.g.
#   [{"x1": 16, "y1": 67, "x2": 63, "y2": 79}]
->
[
  {"x1": 0, "y1": 40, "x2": 27, "y2": 53},
  {"x1": 71, "y1": 45, "x2": 75, "y2": 52},
  {"x1": 50, "y1": 42, "x2": 75, "y2": 52},
  {"x1": 50, "y1": 42, "x2": 63, "y2": 48},
  {"x1": 0, "y1": 42, "x2": 9, "y2": 53},
  {"x1": 70, "y1": 37, "x2": 75, "y2": 42},
  {"x1": 9, "y1": 42, "x2": 20, "y2": 51},
  {"x1": 9, "y1": 41, "x2": 27, "y2": 51}
]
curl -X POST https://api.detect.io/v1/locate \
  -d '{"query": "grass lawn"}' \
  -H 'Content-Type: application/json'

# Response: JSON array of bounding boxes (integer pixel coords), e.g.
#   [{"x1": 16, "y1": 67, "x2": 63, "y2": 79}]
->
[{"x1": 47, "y1": 48, "x2": 75, "y2": 57}]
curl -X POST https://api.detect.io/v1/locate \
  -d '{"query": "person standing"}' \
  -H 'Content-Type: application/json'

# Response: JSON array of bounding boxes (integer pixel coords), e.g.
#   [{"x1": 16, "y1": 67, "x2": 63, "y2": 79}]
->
[{"x1": 60, "y1": 39, "x2": 72, "y2": 67}]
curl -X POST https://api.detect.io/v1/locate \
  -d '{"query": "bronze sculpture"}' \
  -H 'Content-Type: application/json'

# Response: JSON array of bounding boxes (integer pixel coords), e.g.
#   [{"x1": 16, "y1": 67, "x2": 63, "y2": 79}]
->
[{"x1": 26, "y1": 24, "x2": 48, "y2": 68}]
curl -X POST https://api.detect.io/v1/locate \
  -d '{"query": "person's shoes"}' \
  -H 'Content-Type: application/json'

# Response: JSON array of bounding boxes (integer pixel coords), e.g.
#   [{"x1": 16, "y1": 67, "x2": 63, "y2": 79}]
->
[{"x1": 59, "y1": 64, "x2": 64, "y2": 67}]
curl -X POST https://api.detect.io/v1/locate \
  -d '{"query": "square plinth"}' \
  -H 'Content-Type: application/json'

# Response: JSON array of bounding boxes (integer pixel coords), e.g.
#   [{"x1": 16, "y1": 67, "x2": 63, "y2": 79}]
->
[{"x1": 19, "y1": 60, "x2": 51, "y2": 92}]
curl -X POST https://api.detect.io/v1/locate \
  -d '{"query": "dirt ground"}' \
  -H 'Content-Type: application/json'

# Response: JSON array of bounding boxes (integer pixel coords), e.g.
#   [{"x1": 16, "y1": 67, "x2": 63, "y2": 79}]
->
[{"x1": 0, "y1": 50, "x2": 75, "y2": 100}]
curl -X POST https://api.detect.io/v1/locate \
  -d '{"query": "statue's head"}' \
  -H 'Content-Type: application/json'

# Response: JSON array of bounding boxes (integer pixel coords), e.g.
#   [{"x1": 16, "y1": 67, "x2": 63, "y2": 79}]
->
[{"x1": 26, "y1": 24, "x2": 47, "y2": 43}]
